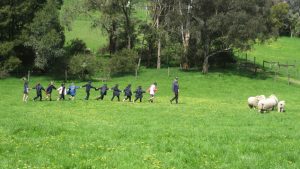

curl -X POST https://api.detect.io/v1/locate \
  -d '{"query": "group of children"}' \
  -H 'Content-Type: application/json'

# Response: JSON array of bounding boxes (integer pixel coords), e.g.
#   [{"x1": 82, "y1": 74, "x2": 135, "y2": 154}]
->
[{"x1": 22, "y1": 79, "x2": 160, "y2": 103}]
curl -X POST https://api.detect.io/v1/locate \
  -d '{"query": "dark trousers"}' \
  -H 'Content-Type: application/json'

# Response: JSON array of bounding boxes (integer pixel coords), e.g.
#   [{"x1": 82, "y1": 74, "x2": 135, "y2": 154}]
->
[
  {"x1": 96, "y1": 94, "x2": 105, "y2": 100},
  {"x1": 34, "y1": 93, "x2": 42, "y2": 101},
  {"x1": 59, "y1": 94, "x2": 65, "y2": 100},
  {"x1": 47, "y1": 93, "x2": 52, "y2": 101},
  {"x1": 170, "y1": 93, "x2": 178, "y2": 104},
  {"x1": 134, "y1": 97, "x2": 142, "y2": 102},
  {"x1": 111, "y1": 95, "x2": 120, "y2": 101},
  {"x1": 125, "y1": 96, "x2": 132, "y2": 102},
  {"x1": 85, "y1": 91, "x2": 90, "y2": 100}
]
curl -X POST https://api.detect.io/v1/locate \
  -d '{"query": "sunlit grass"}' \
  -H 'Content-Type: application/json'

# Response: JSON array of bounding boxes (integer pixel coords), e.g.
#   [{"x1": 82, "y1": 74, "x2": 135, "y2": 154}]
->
[{"x1": 0, "y1": 69, "x2": 300, "y2": 168}]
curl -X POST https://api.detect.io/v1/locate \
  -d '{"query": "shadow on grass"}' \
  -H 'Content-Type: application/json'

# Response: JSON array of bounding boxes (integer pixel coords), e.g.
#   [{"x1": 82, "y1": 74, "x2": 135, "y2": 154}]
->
[{"x1": 179, "y1": 64, "x2": 270, "y2": 80}]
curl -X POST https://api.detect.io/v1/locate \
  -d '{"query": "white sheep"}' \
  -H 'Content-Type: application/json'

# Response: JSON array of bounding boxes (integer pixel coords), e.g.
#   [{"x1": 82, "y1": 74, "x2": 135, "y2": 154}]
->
[
  {"x1": 257, "y1": 94, "x2": 278, "y2": 113},
  {"x1": 277, "y1": 101, "x2": 286, "y2": 112},
  {"x1": 248, "y1": 95, "x2": 266, "y2": 109}
]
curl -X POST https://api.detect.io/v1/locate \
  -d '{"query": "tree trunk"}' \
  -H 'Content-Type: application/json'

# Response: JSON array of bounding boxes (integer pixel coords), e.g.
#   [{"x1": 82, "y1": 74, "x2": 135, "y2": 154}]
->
[
  {"x1": 127, "y1": 34, "x2": 131, "y2": 49},
  {"x1": 202, "y1": 56, "x2": 209, "y2": 74},
  {"x1": 157, "y1": 37, "x2": 161, "y2": 69},
  {"x1": 179, "y1": 0, "x2": 191, "y2": 65},
  {"x1": 109, "y1": 21, "x2": 117, "y2": 54},
  {"x1": 156, "y1": 15, "x2": 161, "y2": 69}
]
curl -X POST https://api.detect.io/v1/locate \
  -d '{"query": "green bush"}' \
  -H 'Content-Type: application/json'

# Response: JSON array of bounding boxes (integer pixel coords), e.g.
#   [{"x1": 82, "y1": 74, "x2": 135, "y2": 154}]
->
[
  {"x1": 0, "y1": 56, "x2": 22, "y2": 78},
  {"x1": 68, "y1": 54, "x2": 100, "y2": 80},
  {"x1": 66, "y1": 39, "x2": 90, "y2": 56},
  {"x1": 109, "y1": 49, "x2": 138, "y2": 75}
]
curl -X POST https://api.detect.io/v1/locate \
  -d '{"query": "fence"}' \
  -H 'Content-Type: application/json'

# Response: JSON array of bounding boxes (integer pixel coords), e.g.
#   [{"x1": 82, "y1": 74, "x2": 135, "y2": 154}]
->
[{"x1": 237, "y1": 53, "x2": 299, "y2": 85}]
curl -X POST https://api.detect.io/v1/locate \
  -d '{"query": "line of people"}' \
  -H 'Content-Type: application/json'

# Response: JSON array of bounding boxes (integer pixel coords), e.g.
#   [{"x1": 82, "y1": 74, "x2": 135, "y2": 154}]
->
[{"x1": 22, "y1": 77, "x2": 179, "y2": 104}]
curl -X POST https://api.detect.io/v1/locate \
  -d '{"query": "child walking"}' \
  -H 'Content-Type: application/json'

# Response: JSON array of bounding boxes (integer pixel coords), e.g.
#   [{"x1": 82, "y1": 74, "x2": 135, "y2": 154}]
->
[
  {"x1": 111, "y1": 84, "x2": 121, "y2": 101},
  {"x1": 23, "y1": 80, "x2": 29, "y2": 102},
  {"x1": 45, "y1": 81, "x2": 56, "y2": 101},
  {"x1": 148, "y1": 82, "x2": 158, "y2": 103},
  {"x1": 57, "y1": 83, "x2": 67, "y2": 101},
  {"x1": 33, "y1": 83, "x2": 45, "y2": 101},
  {"x1": 123, "y1": 84, "x2": 132, "y2": 102},
  {"x1": 68, "y1": 83, "x2": 81, "y2": 100},
  {"x1": 134, "y1": 86, "x2": 145, "y2": 103},
  {"x1": 82, "y1": 81, "x2": 96, "y2": 100},
  {"x1": 96, "y1": 84, "x2": 109, "y2": 100}
]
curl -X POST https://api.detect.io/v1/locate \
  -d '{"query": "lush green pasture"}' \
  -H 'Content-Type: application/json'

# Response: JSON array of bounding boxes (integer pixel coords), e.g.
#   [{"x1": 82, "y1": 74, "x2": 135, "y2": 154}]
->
[
  {"x1": 0, "y1": 69, "x2": 300, "y2": 168},
  {"x1": 248, "y1": 37, "x2": 300, "y2": 64},
  {"x1": 239, "y1": 37, "x2": 300, "y2": 82}
]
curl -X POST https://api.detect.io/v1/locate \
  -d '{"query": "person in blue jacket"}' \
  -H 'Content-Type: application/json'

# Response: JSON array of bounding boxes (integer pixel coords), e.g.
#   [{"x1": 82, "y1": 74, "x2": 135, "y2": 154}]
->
[
  {"x1": 45, "y1": 81, "x2": 56, "y2": 101},
  {"x1": 170, "y1": 77, "x2": 179, "y2": 104},
  {"x1": 111, "y1": 84, "x2": 121, "y2": 101},
  {"x1": 33, "y1": 83, "x2": 45, "y2": 101},
  {"x1": 96, "y1": 84, "x2": 109, "y2": 100},
  {"x1": 68, "y1": 83, "x2": 81, "y2": 100},
  {"x1": 123, "y1": 84, "x2": 132, "y2": 102},
  {"x1": 133, "y1": 86, "x2": 145, "y2": 103},
  {"x1": 82, "y1": 81, "x2": 96, "y2": 100}
]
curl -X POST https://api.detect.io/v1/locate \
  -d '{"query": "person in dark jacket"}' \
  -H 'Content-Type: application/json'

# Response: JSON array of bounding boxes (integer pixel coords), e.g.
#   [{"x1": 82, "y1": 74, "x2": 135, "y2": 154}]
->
[
  {"x1": 82, "y1": 81, "x2": 96, "y2": 100},
  {"x1": 111, "y1": 84, "x2": 121, "y2": 101},
  {"x1": 123, "y1": 84, "x2": 132, "y2": 102},
  {"x1": 45, "y1": 81, "x2": 56, "y2": 101},
  {"x1": 23, "y1": 80, "x2": 29, "y2": 102},
  {"x1": 68, "y1": 83, "x2": 81, "y2": 100},
  {"x1": 33, "y1": 83, "x2": 45, "y2": 101},
  {"x1": 134, "y1": 86, "x2": 145, "y2": 103},
  {"x1": 96, "y1": 84, "x2": 109, "y2": 100},
  {"x1": 170, "y1": 77, "x2": 179, "y2": 104}
]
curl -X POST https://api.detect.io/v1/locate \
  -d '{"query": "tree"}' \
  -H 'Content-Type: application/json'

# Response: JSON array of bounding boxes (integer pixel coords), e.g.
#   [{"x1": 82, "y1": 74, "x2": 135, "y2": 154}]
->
[
  {"x1": 24, "y1": 0, "x2": 65, "y2": 69},
  {"x1": 188, "y1": 0, "x2": 275, "y2": 73},
  {"x1": 271, "y1": 2, "x2": 290, "y2": 36},
  {"x1": 0, "y1": 0, "x2": 47, "y2": 71},
  {"x1": 63, "y1": 0, "x2": 138, "y2": 54}
]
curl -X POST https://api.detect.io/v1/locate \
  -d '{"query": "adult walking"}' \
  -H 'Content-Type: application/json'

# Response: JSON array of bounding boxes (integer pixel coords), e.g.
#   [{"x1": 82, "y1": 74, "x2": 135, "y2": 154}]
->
[{"x1": 170, "y1": 77, "x2": 179, "y2": 104}]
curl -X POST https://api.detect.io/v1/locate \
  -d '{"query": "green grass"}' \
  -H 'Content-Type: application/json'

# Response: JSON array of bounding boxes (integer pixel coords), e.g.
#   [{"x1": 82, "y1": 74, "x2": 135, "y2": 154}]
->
[
  {"x1": 237, "y1": 37, "x2": 300, "y2": 81},
  {"x1": 64, "y1": 19, "x2": 107, "y2": 52},
  {"x1": 1, "y1": 69, "x2": 300, "y2": 168},
  {"x1": 247, "y1": 37, "x2": 300, "y2": 64},
  {"x1": 61, "y1": 0, "x2": 150, "y2": 52}
]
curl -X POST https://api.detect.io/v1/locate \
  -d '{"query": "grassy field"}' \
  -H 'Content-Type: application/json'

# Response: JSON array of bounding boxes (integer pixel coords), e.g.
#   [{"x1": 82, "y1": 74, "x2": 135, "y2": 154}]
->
[
  {"x1": 238, "y1": 37, "x2": 300, "y2": 83},
  {"x1": 2, "y1": 1, "x2": 299, "y2": 168},
  {"x1": 0, "y1": 68, "x2": 300, "y2": 168},
  {"x1": 61, "y1": 0, "x2": 149, "y2": 52}
]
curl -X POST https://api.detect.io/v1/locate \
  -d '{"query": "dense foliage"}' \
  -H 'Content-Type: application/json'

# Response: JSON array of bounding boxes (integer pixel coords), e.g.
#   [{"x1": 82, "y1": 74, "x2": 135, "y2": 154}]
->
[{"x1": 1, "y1": 0, "x2": 300, "y2": 77}]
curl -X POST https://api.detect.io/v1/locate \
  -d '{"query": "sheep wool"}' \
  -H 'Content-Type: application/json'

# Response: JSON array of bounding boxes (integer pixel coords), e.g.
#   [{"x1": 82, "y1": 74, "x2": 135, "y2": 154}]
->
[
  {"x1": 278, "y1": 101, "x2": 286, "y2": 112},
  {"x1": 258, "y1": 95, "x2": 278, "y2": 113}
]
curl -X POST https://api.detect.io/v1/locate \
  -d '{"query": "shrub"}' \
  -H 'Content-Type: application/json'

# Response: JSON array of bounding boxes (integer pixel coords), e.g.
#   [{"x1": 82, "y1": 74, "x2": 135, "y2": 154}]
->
[
  {"x1": 68, "y1": 54, "x2": 100, "y2": 80},
  {"x1": 66, "y1": 39, "x2": 90, "y2": 56},
  {"x1": 0, "y1": 56, "x2": 22, "y2": 78},
  {"x1": 109, "y1": 49, "x2": 138, "y2": 75}
]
